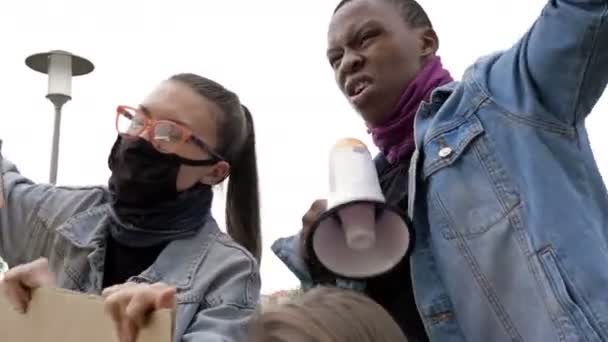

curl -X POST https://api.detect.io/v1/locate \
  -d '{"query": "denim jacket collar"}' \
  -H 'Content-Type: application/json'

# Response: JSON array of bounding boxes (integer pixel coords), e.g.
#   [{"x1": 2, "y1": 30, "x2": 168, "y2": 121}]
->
[{"x1": 55, "y1": 202, "x2": 219, "y2": 301}]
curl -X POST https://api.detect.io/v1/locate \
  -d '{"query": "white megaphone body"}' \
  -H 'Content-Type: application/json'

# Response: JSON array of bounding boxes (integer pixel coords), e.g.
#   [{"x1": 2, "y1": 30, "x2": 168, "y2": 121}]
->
[{"x1": 308, "y1": 138, "x2": 411, "y2": 279}]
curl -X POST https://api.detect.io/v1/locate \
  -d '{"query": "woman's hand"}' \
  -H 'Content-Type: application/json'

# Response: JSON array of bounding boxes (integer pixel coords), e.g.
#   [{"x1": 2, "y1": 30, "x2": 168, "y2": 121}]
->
[
  {"x1": 0, "y1": 258, "x2": 56, "y2": 313},
  {"x1": 102, "y1": 282, "x2": 176, "y2": 342}
]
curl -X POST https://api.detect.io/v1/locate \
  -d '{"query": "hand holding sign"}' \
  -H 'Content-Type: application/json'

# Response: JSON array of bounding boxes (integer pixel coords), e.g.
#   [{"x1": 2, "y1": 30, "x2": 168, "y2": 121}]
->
[
  {"x1": 0, "y1": 258, "x2": 55, "y2": 313},
  {"x1": 103, "y1": 282, "x2": 177, "y2": 342},
  {"x1": 0, "y1": 259, "x2": 174, "y2": 342}
]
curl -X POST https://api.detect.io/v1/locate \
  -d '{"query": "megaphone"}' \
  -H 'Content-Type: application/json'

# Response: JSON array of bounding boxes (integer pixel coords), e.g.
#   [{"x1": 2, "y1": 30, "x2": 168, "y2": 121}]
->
[{"x1": 307, "y1": 138, "x2": 411, "y2": 279}]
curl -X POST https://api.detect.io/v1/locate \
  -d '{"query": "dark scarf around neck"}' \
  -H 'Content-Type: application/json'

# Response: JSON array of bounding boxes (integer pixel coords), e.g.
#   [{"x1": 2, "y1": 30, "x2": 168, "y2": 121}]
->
[{"x1": 109, "y1": 184, "x2": 213, "y2": 247}]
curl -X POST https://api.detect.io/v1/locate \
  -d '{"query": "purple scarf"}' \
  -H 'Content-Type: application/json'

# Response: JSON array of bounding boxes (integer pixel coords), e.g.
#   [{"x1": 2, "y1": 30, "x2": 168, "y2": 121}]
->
[{"x1": 368, "y1": 56, "x2": 453, "y2": 164}]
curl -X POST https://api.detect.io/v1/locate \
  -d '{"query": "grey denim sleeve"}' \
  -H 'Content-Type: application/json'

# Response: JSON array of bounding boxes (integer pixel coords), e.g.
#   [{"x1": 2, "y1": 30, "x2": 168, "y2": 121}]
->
[{"x1": 0, "y1": 150, "x2": 106, "y2": 266}]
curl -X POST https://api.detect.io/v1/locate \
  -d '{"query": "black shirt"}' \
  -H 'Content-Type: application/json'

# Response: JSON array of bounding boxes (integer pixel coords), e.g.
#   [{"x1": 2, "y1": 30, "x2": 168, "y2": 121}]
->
[
  {"x1": 370, "y1": 155, "x2": 428, "y2": 341},
  {"x1": 102, "y1": 235, "x2": 168, "y2": 288}
]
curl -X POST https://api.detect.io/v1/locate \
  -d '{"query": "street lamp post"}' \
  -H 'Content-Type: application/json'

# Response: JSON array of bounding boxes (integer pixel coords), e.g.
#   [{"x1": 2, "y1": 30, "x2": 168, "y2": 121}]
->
[{"x1": 25, "y1": 50, "x2": 94, "y2": 184}]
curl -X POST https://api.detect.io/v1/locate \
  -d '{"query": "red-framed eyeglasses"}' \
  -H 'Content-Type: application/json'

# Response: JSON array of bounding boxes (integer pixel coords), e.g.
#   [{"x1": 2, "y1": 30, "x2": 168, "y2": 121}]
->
[{"x1": 115, "y1": 105, "x2": 225, "y2": 166}]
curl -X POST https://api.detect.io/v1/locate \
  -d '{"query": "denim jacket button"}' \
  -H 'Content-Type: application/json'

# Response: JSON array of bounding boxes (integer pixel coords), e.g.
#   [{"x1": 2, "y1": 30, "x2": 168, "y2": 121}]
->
[{"x1": 439, "y1": 147, "x2": 453, "y2": 158}]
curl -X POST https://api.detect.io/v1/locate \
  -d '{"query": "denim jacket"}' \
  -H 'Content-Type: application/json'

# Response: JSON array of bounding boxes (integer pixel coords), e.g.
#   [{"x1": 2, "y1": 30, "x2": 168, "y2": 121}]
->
[
  {"x1": 0, "y1": 157, "x2": 260, "y2": 342},
  {"x1": 274, "y1": 1, "x2": 608, "y2": 341}
]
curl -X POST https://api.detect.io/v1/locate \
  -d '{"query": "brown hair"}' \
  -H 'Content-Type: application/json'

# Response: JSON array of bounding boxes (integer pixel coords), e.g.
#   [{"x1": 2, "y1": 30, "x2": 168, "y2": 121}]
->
[
  {"x1": 250, "y1": 287, "x2": 407, "y2": 342},
  {"x1": 169, "y1": 73, "x2": 262, "y2": 262}
]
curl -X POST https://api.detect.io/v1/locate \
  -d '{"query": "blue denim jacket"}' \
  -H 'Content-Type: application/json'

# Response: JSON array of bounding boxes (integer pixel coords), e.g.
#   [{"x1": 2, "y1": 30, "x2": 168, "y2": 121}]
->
[
  {"x1": 273, "y1": 1, "x2": 608, "y2": 341},
  {"x1": 0, "y1": 158, "x2": 260, "y2": 342}
]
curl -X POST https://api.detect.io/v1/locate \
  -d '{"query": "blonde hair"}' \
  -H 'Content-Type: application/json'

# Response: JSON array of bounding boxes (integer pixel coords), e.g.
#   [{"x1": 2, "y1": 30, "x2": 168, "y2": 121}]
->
[{"x1": 250, "y1": 286, "x2": 407, "y2": 342}]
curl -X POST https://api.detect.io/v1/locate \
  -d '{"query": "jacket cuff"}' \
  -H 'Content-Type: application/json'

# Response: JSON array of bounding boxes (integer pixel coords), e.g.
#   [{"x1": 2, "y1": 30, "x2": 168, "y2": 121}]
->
[{"x1": 271, "y1": 233, "x2": 314, "y2": 290}]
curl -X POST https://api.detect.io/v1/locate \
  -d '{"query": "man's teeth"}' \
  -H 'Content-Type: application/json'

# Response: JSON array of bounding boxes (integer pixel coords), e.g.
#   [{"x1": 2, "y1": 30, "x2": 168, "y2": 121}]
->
[{"x1": 354, "y1": 82, "x2": 369, "y2": 95}]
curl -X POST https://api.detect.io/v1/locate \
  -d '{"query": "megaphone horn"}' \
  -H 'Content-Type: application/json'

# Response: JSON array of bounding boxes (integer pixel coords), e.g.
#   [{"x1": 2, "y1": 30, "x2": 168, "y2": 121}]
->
[{"x1": 308, "y1": 138, "x2": 411, "y2": 279}]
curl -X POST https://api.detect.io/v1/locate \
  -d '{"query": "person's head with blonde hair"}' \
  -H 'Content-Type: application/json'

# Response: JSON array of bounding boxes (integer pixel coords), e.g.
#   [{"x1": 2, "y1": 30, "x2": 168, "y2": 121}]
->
[{"x1": 250, "y1": 286, "x2": 407, "y2": 342}]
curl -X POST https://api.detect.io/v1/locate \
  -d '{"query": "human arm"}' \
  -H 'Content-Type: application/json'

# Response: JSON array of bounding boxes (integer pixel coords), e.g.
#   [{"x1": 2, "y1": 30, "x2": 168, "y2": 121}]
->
[
  {"x1": 271, "y1": 199, "x2": 343, "y2": 291},
  {"x1": 475, "y1": 0, "x2": 608, "y2": 125},
  {"x1": 0, "y1": 154, "x2": 107, "y2": 266}
]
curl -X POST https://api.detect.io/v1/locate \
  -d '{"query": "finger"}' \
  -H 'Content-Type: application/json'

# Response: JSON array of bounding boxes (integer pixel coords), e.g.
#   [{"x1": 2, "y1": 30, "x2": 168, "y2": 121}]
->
[
  {"x1": 154, "y1": 286, "x2": 176, "y2": 310},
  {"x1": 121, "y1": 317, "x2": 138, "y2": 342},
  {"x1": 301, "y1": 199, "x2": 328, "y2": 227},
  {"x1": 2, "y1": 278, "x2": 30, "y2": 313},
  {"x1": 124, "y1": 284, "x2": 176, "y2": 325},
  {"x1": 300, "y1": 199, "x2": 327, "y2": 256},
  {"x1": 105, "y1": 284, "x2": 150, "y2": 342},
  {"x1": 124, "y1": 284, "x2": 174, "y2": 342},
  {"x1": 5, "y1": 258, "x2": 55, "y2": 290},
  {"x1": 113, "y1": 317, "x2": 135, "y2": 342},
  {"x1": 20, "y1": 258, "x2": 55, "y2": 288},
  {"x1": 102, "y1": 282, "x2": 136, "y2": 298},
  {"x1": 104, "y1": 289, "x2": 131, "y2": 338},
  {"x1": 312, "y1": 199, "x2": 328, "y2": 212},
  {"x1": 302, "y1": 199, "x2": 322, "y2": 222},
  {"x1": 2, "y1": 260, "x2": 50, "y2": 313},
  {"x1": 125, "y1": 288, "x2": 157, "y2": 328},
  {"x1": 152, "y1": 285, "x2": 177, "y2": 337}
]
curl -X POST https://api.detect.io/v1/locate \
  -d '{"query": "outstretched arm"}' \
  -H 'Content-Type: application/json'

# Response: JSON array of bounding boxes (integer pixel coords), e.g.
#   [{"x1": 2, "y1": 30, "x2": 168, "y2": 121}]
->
[
  {"x1": 475, "y1": 0, "x2": 608, "y2": 125},
  {"x1": 0, "y1": 151, "x2": 106, "y2": 266}
]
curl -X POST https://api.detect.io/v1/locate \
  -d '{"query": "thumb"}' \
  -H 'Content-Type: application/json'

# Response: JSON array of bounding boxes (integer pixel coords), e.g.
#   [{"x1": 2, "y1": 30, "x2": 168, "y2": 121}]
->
[
  {"x1": 1, "y1": 258, "x2": 55, "y2": 314},
  {"x1": 300, "y1": 199, "x2": 328, "y2": 260},
  {"x1": 155, "y1": 287, "x2": 176, "y2": 337},
  {"x1": 155, "y1": 287, "x2": 176, "y2": 310},
  {"x1": 20, "y1": 258, "x2": 55, "y2": 288}
]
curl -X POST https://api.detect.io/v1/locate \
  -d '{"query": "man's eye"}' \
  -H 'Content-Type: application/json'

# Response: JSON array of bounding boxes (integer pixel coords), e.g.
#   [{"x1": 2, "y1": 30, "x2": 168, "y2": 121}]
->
[
  {"x1": 329, "y1": 55, "x2": 342, "y2": 69},
  {"x1": 359, "y1": 30, "x2": 379, "y2": 47}
]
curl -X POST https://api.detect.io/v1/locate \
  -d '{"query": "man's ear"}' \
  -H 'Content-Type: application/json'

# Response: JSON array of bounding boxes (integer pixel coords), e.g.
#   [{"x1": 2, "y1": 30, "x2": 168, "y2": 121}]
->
[{"x1": 419, "y1": 27, "x2": 439, "y2": 58}]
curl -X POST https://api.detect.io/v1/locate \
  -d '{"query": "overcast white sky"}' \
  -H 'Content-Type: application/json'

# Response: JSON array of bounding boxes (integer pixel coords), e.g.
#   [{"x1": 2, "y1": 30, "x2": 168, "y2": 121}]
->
[{"x1": 0, "y1": 0, "x2": 606, "y2": 294}]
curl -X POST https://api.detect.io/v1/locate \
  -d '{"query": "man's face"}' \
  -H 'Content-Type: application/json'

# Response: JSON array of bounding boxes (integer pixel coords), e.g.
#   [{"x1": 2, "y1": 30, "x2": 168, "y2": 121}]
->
[{"x1": 327, "y1": 0, "x2": 434, "y2": 125}]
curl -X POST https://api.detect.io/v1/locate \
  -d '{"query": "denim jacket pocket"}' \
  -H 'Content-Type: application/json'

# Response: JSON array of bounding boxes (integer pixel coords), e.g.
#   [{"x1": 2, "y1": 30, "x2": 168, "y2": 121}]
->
[
  {"x1": 422, "y1": 113, "x2": 521, "y2": 239},
  {"x1": 538, "y1": 246, "x2": 602, "y2": 342}
]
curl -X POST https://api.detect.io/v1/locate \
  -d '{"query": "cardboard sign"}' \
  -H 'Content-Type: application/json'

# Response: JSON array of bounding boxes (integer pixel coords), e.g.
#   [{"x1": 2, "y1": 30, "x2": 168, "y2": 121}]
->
[{"x1": 0, "y1": 286, "x2": 173, "y2": 342}]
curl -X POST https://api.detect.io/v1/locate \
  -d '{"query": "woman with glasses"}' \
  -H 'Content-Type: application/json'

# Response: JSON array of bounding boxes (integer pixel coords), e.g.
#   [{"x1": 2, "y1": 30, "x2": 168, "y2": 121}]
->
[{"x1": 0, "y1": 73, "x2": 261, "y2": 342}]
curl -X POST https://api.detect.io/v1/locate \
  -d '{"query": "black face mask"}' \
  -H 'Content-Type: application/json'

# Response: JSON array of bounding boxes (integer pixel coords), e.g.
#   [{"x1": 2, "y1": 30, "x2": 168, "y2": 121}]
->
[
  {"x1": 108, "y1": 136, "x2": 182, "y2": 207},
  {"x1": 108, "y1": 134, "x2": 222, "y2": 207}
]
